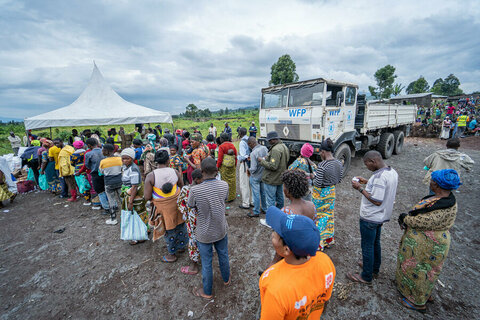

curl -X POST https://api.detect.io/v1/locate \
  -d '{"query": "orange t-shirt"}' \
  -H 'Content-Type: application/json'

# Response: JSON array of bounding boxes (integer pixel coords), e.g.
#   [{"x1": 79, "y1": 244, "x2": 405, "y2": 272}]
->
[{"x1": 259, "y1": 252, "x2": 336, "y2": 319}]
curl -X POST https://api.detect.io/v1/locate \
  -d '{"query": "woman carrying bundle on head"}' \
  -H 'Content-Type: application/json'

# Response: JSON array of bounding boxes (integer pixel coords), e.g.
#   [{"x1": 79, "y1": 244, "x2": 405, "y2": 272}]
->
[
  {"x1": 312, "y1": 138, "x2": 343, "y2": 250},
  {"x1": 144, "y1": 150, "x2": 186, "y2": 262}
]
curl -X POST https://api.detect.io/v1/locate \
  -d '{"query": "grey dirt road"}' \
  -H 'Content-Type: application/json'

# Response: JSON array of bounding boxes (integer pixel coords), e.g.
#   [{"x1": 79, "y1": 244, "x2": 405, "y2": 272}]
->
[{"x1": 0, "y1": 137, "x2": 479, "y2": 319}]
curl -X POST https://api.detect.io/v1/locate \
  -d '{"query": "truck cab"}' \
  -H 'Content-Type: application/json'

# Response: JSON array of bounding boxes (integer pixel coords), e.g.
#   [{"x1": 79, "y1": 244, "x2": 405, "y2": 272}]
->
[{"x1": 259, "y1": 78, "x2": 358, "y2": 160}]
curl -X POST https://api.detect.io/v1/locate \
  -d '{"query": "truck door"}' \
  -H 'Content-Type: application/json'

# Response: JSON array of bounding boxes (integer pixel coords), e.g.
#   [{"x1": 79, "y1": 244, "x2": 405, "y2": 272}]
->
[{"x1": 323, "y1": 84, "x2": 344, "y2": 140}]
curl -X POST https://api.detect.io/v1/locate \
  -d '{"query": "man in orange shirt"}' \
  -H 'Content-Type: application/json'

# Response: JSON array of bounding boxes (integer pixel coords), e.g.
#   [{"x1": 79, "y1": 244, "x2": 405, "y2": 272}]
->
[{"x1": 259, "y1": 207, "x2": 336, "y2": 319}]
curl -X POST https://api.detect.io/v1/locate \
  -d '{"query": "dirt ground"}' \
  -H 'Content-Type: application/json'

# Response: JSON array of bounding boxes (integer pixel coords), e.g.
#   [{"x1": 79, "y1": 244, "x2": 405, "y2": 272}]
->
[{"x1": 1, "y1": 137, "x2": 479, "y2": 320}]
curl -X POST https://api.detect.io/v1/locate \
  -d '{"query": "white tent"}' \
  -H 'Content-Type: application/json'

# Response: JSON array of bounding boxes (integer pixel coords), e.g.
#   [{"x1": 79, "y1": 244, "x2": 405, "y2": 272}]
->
[{"x1": 24, "y1": 64, "x2": 172, "y2": 130}]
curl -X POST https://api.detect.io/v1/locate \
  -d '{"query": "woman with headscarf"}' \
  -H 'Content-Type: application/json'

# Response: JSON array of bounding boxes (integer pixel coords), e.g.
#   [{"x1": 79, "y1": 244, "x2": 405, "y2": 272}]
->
[
  {"x1": 184, "y1": 133, "x2": 208, "y2": 184},
  {"x1": 0, "y1": 157, "x2": 16, "y2": 208},
  {"x1": 440, "y1": 116, "x2": 452, "y2": 139},
  {"x1": 147, "y1": 128, "x2": 156, "y2": 147},
  {"x1": 120, "y1": 148, "x2": 149, "y2": 245},
  {"x1": 216, "y1": 132, "x2": 237, "y2": 202},
  {"x1": 71, "y1": 140, "x2": 91, "y2": 203},
  {"x1": 144, "y1": 150, "x2": 186, "y2": 261},
  {"x1": 312, "y1": 138, "x2": 343, "y2": 250},
  {"x1": 39, "y1": 139, "x2": 61, "y2": 194},
  {"x1": 288, "y1": 143, "x2": 317, "y2": 201},
  {"x1": 396, "y1": 169, "x2": 460, "y2": 313}
]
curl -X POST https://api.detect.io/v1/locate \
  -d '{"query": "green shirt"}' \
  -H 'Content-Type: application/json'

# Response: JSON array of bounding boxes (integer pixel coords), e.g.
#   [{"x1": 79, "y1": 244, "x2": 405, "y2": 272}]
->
[{"x1": 260, "y1": 141, "x2": 290, "y2": 185}]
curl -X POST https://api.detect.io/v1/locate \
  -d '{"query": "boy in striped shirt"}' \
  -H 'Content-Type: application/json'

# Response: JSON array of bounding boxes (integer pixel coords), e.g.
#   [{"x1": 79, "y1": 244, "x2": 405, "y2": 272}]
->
[{"x1": 99, "y1": 144, "x2": 123, "y2": 225}]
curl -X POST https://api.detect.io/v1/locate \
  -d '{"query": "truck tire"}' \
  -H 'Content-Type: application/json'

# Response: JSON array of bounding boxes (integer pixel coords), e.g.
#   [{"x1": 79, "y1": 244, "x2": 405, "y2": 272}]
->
[
  {"x1": 377, "y1": 132, "x2": 394, "y2": 159},
  {"x1": 334, "y1": 143, "x2": 351, "y2": 177},
  {"x1": 393, "y1": 130, "x2": 404, "y2": 155}
]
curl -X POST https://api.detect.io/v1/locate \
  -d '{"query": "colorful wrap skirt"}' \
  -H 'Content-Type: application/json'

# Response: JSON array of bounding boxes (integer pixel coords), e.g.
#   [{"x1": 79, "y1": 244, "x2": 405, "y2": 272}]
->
[{"x1": 312, "y1": 185, "x2": 336, "y2": 249}]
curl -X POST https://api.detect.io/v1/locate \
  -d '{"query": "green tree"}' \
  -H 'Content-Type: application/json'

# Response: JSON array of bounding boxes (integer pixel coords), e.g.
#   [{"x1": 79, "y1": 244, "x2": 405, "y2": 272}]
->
[
  {"x1": 269, "y1": 54, "x2": 299, "y2": 85},
  {"x1": 406, "y1": 76, "x2": 430, "y2": 94},
  {"x1": 392, "y1": 83, "x2": 405, "y2": 96},
  {"x1": 368, "y1": 65, "x2": 397, "y2": 99},
  {"x1": 430, "y1": 74, "x2": 463, "y2": 96},
  {"x1": 185, "y1": 103, "x2": 198, "y2": 118},
  {"x1": 225, "y1": 107, "x2": 229, "y2": 115}
]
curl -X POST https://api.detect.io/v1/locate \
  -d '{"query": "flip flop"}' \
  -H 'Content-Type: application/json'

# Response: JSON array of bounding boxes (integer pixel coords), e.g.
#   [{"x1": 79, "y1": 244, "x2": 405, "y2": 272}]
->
[
  {"x1": 346, "y1": 272, "x2": 372, "y2": 285},
  {"x1": 192, "y1": 287, "x2": 213, "y2": 300},
  {"x1": 224, "y1": 277, "x2": 231, "y2": 286},
  {"x1": 400, "y1": 297, "x2": 426, "y2": 313},
  {"x1": 9, "y1": 194, "x2": 16, "y2": 203},
  {"x1": 181, "y1": 266, "x2": 198, "y2": 275},
  {"x1": 161, "y1": 255, "x2": 177, "y2": 263}
]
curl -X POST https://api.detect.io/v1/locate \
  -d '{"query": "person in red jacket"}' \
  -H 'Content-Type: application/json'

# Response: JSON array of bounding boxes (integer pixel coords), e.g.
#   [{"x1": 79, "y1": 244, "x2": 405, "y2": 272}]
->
[{"x1": 216, "y1": 133, "x2": 237, "y2": 202}]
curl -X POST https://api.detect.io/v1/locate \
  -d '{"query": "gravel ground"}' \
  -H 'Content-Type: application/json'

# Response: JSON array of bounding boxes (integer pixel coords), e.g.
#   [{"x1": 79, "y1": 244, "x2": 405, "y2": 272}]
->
[{"x1": 0, "y1": 137, "x2": 479, "y2": 320}]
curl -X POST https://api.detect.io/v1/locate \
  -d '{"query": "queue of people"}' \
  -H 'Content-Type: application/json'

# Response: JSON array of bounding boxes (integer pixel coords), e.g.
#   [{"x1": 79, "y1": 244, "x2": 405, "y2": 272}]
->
[{"x1": 0, "y1": 121, "x2": 474, "y2": 318}]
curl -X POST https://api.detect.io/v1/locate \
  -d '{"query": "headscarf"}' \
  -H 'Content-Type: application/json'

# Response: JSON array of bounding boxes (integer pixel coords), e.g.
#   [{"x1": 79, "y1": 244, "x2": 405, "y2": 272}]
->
[
  {"x1": 42, "y1": 139, "x2": 54, "y2": 148},
  {"x1": 301, "y1": 143, "x2": 314, "y2": 158},
  {"x1": 73, "y1": 140, "x2": 84, "y2": 149},
  {"x1": 431, "y1": 169, "x2": 462, "y2": 190},
  {"x1": 31, "y1": 140, "x2": 41, "y2": 147},
  {"x1": 191, "y1": 133, "x2": 203, "y2": 142},
  {"x1": 120, "y1": 147, "x2": 136, "y2": 159},
  {"x1": 220, "y1": 132, "x2": 229, "y2": 142},
  {"x1": 159, "y1": 138, "x2": 168, "y2": 147}
]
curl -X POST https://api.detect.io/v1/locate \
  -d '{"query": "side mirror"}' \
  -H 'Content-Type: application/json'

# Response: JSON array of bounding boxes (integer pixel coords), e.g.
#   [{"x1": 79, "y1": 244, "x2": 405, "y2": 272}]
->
[{"x1": 336, "y1": 92, "x2": 344, "y2": 106}]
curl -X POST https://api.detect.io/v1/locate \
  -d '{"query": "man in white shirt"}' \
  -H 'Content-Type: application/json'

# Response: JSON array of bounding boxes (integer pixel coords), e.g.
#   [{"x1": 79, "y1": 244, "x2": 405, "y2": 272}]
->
[
  {"x1": 8, "y1": 132, "x2": 22, "y2": 155},
  {"x1": 237, "y1": 127, "x2": 252, "y2": 210},
  {"x1": 208, "y1": 123, "x2": 217, "y2": 138},
  {"x1": 348, "y1": 150, "x2": 398, "y2": 284}
]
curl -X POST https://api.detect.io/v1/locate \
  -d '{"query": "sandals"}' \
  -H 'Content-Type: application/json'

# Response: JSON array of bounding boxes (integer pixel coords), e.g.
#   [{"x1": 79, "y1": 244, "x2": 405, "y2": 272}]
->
[
  {"x1": 346, "y1": 272, "x2": 372, "y2": 285},
  {"x1": 180, "y1": 266, "x2": 198, "y2": 275},
  {"x1": 161, "y1": 255, "x2": 177, "y2": 263},
  {"x1": 224, "y1": 277, "x2": 231, "y2": 286},
  {"x1": 192, "y1": 287, "x2": 213, "y2": 300},
  {"x1": 400, "y1": 297, "x2": 426, "y2": 313}
]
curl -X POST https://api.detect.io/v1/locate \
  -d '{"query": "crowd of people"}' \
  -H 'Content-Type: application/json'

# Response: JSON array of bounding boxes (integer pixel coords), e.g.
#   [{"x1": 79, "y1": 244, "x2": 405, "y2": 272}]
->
[
  {"x1": 0, "y1": 118, "x2": 475, "y2": 317},
  {"x1": 416, "y1": 97, "x2": 479, "y2": 139}
]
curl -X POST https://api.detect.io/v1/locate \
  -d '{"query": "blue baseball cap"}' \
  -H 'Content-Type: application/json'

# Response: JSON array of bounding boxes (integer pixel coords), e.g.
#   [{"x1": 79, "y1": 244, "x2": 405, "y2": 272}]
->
[{"x1": 266, "y1": 207, "x2": 320, "y2": 257}]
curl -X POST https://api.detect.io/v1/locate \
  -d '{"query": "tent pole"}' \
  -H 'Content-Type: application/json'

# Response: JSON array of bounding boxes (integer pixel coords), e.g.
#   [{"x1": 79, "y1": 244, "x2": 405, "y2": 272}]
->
[{"x1": 24, "y1": 128, "x2": 30, "y2": 147}]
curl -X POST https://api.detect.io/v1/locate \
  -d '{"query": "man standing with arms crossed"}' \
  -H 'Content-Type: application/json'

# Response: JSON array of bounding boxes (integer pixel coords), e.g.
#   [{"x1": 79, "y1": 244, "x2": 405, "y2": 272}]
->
[{"x1": 348, "y1": 150, "x2": 398, "y2": 284}]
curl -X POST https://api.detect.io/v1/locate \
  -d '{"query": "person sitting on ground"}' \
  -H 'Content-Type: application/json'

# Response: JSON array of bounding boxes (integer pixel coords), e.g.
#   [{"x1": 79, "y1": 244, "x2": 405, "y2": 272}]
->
[
  {"x1": 189, "y1": 158, "x2": 230, "y2": 299},
  {"x1": 0, "y1": 157, "x2": 16, "y2": 208},
  {"x1": 99, "y1": 144, "x2": 123, "y2": 225},
  {"x1": 259, "y1": 207, "x2": 336, "y2": 319},
  {"x1": 178, "y1": 168, "x2": 203, "y2": 275}
]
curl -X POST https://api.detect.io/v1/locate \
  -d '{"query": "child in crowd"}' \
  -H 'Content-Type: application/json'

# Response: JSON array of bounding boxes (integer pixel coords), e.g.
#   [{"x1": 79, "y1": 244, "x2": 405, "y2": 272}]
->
[
  {"x1": 178, "y1": 169, "x2": 203, "y2": 275},
  {"x1": 169, "y1": 145, "x2": 184, "y2": 176},
  {"x1": 206, "y1": 134, "x2": 217, "y2": 159},
  {"x1": 99, "y1": 144, "x2": 123, "y2": 225},
  {"x1": 188, "y1": 158, "x2": 230, "y2": 299}
]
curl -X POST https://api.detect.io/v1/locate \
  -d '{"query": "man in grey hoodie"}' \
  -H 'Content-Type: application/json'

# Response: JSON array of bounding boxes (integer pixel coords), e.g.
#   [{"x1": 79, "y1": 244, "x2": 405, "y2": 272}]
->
[{"x1": 423, "y1": 138, "x2": 474, "y2": 188}]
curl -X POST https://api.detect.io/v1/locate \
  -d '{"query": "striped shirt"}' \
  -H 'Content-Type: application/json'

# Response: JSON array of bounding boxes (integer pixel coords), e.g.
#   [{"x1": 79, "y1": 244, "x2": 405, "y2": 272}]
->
[
  {"x1": 187, "y1": 178, "x2": 229, "y2": 243},
  {"x1": 99, "y1": 156, "x2": 123, "y2": 188},
  {"x1": 313, "y1": 159, "x2": 343, "y2": 188}
]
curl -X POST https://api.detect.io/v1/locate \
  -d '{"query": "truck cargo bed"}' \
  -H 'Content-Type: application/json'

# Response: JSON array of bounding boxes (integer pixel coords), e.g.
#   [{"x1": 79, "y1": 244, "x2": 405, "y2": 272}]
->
[{"x1": 361, "y1": 103, "x2": 416, "y2": 133}]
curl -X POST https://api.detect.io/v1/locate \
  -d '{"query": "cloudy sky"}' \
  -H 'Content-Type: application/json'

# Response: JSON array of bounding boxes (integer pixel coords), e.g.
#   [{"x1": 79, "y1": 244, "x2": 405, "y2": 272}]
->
[{"x1": 0, "y1": 0, "x2": 479, "y2": 119}]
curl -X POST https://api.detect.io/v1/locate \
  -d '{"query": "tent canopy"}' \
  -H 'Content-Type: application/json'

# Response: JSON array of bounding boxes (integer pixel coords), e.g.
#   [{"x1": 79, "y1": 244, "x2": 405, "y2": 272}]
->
[{"x1": 24, "y1": 64, "x2": 172, "y2": 130}]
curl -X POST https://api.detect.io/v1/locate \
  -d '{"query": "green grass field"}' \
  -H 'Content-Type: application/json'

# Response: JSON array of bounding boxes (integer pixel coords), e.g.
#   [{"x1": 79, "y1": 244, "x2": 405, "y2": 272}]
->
[{"x1": 0, "y1": 110, "x2": 259, "y2": 155}]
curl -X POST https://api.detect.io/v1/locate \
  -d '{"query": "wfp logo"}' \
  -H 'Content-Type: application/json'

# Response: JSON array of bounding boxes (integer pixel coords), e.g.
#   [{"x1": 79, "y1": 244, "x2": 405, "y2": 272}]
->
[
  {"x1": 329, "y1": 110, "x2": 341, "y2": 116},
  {"x1": 288, "y1": 108, "x2": 307, "y2": 117}
]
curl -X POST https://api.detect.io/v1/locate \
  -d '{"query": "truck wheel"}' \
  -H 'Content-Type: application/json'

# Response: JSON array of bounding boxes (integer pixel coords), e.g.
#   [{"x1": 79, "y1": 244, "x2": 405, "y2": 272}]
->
[
  {"x1": 377, "y1": 132, "x2": 394, "y2": 159},
  {"x1": 334, "y1": 143, "x2": 351, "y2": 177},
  {"x1": 393, "y1": 130, "x2": 404, "y2": 155}
]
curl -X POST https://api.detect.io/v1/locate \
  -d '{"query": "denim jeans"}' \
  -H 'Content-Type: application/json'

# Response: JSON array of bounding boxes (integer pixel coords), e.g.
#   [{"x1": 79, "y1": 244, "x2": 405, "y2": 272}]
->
[
  {"x1": 59, "y1": 175, "x2": 68, "y2": 197},
  {"x1": 360, "y1": 219, "x2": 382, "y2": 282},
  {"x1": 250, "y1": 176, "x2": 266, "y2": 215},
  {"x1": 197, "y1": 235, "x2": 230, "y2": 296},
  {"x1": 98, "y1": 191, "x2": 110, "y2": 210},
  {"x1": 264, "y1": 183, "x2": 284, "y2": 209}
]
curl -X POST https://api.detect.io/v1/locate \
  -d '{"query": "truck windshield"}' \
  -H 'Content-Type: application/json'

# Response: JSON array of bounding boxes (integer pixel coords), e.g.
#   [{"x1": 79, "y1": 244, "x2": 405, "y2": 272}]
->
[
  {"x1": 262, "y1": 88, "x2": 288, "y2": 109},
  {"x1": 288, "y1": 82, "x2": 324, "y2": 107}
]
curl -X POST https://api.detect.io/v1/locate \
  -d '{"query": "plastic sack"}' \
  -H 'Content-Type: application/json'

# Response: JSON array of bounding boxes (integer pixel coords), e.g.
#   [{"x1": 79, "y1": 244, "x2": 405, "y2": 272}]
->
[
  {"x1": 121, "y1": 210, "x2": 149, "y2": 241},
  {"x1": 74, "y1": 175, "x2": 91, "y2": 194},
  {"x1": 38, "y1": 174, "x2": 48, "y2": 190},
  {"x1": 17, "y1": 180, "x2": 35, "y2": 193},
  {"x1": 27, "y1": 168, "x2": 35, "y2": 181}
]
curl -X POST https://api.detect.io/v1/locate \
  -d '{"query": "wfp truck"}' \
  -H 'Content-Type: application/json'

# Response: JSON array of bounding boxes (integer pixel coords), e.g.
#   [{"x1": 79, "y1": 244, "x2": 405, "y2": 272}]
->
[{"x1": 258, "y1": 78, "x2": 417, "y2": 174}]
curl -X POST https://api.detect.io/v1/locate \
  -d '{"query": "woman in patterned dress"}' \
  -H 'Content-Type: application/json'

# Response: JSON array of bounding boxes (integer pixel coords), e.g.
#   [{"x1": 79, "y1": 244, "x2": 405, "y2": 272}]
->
[
  {"x1": 396, "y1": 169, "x2": 460, "y2": 313},
  {"x1": 39, "y1": 139, "x2": 61, "y2": 194},
  {"x1": 184, "y1": 133, "x2": 208, "y2": 184},
  {"x1": 311, "y1": 138, "x2": 343, "y2": 250},
  {"x1": 216, "y1": 133, "x2": 237, "y2": 201},
  {"x1": 288, "y1": 143, "x2": 317, "y2": 201},
  {"x1": 177, "y1": 169, "x2": 203, "y2": 275}
]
